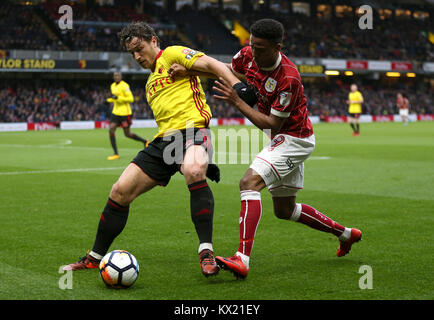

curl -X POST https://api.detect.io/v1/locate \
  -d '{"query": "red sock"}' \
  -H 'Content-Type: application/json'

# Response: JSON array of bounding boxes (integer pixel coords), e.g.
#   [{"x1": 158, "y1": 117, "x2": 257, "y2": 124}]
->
[
  {"x1": 237, "y1": 190, "x2": 262, "y2": 257},
  {"x1": 292, "y1": 204, "x2": 345, "y2": 237}
]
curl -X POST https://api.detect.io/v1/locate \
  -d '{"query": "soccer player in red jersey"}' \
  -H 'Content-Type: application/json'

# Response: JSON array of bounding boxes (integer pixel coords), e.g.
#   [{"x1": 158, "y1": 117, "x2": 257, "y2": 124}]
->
[
  {"x1": 396, "y1": 93, "x2": 410, "y2": 126},
  {"x1": 212, "y1": 19, "x2": 362, "y2": 279}
]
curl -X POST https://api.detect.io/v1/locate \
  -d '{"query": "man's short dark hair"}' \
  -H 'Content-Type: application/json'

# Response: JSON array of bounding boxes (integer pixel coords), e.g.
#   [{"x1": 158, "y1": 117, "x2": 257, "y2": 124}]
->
[
  {"x1": 250, "y1": 19, "x2": 284, "y2": 44},
  {"x1": 118, "y1": 22, "x2": 160, "y2": 48}
]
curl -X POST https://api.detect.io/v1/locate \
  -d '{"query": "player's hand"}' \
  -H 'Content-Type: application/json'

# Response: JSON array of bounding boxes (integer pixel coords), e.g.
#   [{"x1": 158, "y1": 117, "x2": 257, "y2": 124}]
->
[
  {"x1": 213, "y1": 77, "x2": 243, "y2": 107},
  {"x1": 206, "y1": 163, "x2": 220, "y2": 183},
  {"x1": 168, "y1": 63, "x2": 188, "y2": 79}
]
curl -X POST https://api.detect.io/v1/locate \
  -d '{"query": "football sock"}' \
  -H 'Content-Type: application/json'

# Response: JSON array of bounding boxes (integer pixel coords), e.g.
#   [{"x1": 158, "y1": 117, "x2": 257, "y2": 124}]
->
[
  {"x1": 109, "y1": 132, "x2": 118, "y2": 155},
  {"x1": 128, "y1": 133, "x2": 148, "y2": 145},
  {"x1": 350, "y1": 123, "x2": 356, "y2": 132},
  {"x1": 356, "y1": 124, "x2": 360, "y2": 133},
  {"x1": 290, "y1": 204, "x2": 347, "y2": 238},
  {"x1": 188, "y1": 180, "x2": 214, "y2": 246},
  {"x1": 91, "y1": 198, "x2": 129, "y2": 257},
  {"x1": 237, "y1": 190, "x2": 262, "y2": 261},
  {"x1": 198, "y1": 242, "x2": 214, "y2": 254}
]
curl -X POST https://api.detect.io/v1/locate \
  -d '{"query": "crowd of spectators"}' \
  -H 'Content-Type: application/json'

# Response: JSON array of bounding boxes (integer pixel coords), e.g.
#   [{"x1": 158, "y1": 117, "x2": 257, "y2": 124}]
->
[
  {"x1": 0, "y1": 2, "x2": 66, "y2": 51},
  {"x1": 1, "y1": 1, "x2": 432, "y2": 61},
  {"x1": 0, "y1": 79, "x2": 243, "y2": 123},
  {"x1": 218, "y1": 8, "x2": 433, "y2": 61},
  {"x1": 305, "y1": 79, "x2": 433, "y2": 117},
  {"x1": 1, "y1": 79, "x2": 432, "y2": 124}
]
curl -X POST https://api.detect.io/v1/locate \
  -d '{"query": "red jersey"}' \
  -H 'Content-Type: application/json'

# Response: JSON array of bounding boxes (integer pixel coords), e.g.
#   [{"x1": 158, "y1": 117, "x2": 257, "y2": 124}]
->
[
  {"x1": 397, "y1": 97, "x2": 409, "y2": 110},
  {"x1": 232, "y1": 46, "x2": 313, "y2": 138}
]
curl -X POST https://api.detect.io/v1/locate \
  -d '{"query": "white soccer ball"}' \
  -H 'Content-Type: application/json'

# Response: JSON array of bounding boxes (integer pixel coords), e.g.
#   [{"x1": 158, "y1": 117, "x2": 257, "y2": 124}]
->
[{"x1": 99, "y1": 250, "x2": 139, "y2": 288}]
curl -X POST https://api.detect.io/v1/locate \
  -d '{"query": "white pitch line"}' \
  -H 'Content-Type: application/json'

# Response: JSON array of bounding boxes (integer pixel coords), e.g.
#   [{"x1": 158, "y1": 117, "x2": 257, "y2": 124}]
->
[{"x1": 0, "y1": 167, "x2": 125, "y2": 176}]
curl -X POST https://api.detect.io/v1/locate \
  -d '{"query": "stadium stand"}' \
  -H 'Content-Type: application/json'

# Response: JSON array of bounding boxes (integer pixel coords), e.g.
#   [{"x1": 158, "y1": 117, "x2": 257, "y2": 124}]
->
[
  {"x1": 1, "y1": 78, "x2": 432, "y2": 123},
  {"x1": 0, "y1": 0, "x2": 433, "y2": 125}
]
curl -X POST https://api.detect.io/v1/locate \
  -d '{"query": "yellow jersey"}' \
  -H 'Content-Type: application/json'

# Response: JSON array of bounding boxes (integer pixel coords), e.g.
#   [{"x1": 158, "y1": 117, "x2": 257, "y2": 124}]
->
[
  {"x1": 146, "y1": 45, "x2": 212, "y2": 138},
  {"x1": 107, "y1": 80, "x2": 133, "y2": 116},
  {"x1": 348, "y1": 91, "x2": 363, "y2": 114}
]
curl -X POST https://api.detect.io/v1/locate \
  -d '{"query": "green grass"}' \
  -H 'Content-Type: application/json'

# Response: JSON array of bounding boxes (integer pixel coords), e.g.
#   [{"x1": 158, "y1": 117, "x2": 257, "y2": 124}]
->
[{"x1": 0, "y1": 121, "x2": 433, "y2": 300}]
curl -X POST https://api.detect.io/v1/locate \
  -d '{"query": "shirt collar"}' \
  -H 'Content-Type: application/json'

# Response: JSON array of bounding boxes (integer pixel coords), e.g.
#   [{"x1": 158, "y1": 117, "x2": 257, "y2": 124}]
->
[
  {"x1": 151, "y1": 50, "x2": 163, "y2": 72},
  {"x1": 259, "y1": 52, "x2": 282, "y2": 72}
]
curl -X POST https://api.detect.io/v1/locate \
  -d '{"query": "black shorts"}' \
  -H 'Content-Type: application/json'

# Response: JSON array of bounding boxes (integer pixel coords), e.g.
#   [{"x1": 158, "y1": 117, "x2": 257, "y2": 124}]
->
[
  {"x1": 347, "y1": 113, "x2": 361, "y2": 119},
  {"x1": 131, "y1": 127, "x2": 213, "y2": 186},
  {"x1": 110, "y1": 114, "x2": 132, "y2": 128}
]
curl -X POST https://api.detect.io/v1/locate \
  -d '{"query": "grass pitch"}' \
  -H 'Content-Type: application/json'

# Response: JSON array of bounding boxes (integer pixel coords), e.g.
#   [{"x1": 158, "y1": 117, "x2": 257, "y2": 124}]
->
[{"x1": 0, "y1": 121, "x2": 433, "y2": 300}]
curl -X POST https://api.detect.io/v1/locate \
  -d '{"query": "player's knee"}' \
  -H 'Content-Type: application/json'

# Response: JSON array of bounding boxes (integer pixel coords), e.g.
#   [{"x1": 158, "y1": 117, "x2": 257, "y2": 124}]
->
[
  {"x1": 110, "y1": 182, "x2": 132, "y2": 206},
  {"x1": 273, "y1": 198, "x2": 297, "y2": 220},
  {"x1": 274, "y1": 209, "x2": 291, "y2": 220},
  {"x1": 183, "y1": 163, "x2": 206, "y2": 183},
  {"x1": 239, "y1": 175, "x2": 260, "y2": 191}
]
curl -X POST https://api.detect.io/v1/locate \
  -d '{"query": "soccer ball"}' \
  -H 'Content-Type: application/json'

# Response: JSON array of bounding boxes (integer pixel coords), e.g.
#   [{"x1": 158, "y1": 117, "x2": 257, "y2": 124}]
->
[{"x1": 99, "y1": 250, "x2": 139, "y2": 288}]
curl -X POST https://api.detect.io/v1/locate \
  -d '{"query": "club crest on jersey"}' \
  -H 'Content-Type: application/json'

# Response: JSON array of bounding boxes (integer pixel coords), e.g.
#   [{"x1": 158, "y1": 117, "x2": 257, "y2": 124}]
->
[
  {"x1": 279, "y1": 91, "x2": 292, "y2": 107},
  {"x1": 265, "y1": 77, "x2": 277, "y2": 93}
]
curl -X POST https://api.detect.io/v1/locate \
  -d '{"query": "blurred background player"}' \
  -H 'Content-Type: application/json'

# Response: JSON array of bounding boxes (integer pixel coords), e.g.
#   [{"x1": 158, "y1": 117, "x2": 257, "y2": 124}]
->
[
  {"x1": 346, "y1": 84, "x2": 364, "y2": 136},
  {"x1": 210, "y1": 19, "x2": 362, "y2": 279},
  {"x1": 396, "y1": 93, "x2": 410, "y2": 126},
  {"x1": 106, "y1": 71, "x2": 149, "y2": 160}
]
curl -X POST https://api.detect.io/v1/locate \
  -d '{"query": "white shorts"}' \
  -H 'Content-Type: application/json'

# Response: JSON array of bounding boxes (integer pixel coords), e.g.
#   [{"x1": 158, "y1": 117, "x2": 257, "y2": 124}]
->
[
  {"x1": 399, "y1": 109, "x2": 409, "y2": 117},
  {"x1": 250, "y1": 134, "x2": 315, "y2": 197}
]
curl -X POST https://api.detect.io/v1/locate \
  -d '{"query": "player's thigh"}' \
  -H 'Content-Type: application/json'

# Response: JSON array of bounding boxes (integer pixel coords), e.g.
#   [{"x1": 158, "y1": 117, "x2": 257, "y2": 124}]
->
[
  {"x1": 250, "y1": 134, "x2": 314, "y2": 189},
  {"x1": 181, "y1": 145, "x2": 208, "y2": 184},
  {"x1": 110, "y1": 163, "x2": 158, "y2": 205},
  {"x1": 122, "y1": 126, "x2": 132, "y2": 136},
  {"x1": 272, "y1": 196, "x2": 297, "y2": 220},
  {"x1": 354, "y1": 113, "x2": 360, "y2": 123},
  {"x1": 109, "y1": 121, "x2": 118, "y2": 131},
  {"x1": 239, "y1": 168, "x2": 267, "y2": 192}
]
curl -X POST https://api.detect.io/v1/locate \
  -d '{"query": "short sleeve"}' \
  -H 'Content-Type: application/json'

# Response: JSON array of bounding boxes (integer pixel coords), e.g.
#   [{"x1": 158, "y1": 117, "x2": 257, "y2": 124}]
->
[
  {"x1": 163, "y1": 46, "x2": 204, "y2": 69},
  {"x1": 231, "y1": 47, "x2": 247, "y2": 75}
]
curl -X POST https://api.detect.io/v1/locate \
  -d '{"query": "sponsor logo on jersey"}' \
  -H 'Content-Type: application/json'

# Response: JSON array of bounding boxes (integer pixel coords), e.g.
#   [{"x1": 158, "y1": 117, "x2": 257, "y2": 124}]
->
[
  {"x1": 279, "y1": 91, "x2": 292, "y2": 107},
  {"x1": 184, "y1": 49, "x2": 198, "y2": 60}
]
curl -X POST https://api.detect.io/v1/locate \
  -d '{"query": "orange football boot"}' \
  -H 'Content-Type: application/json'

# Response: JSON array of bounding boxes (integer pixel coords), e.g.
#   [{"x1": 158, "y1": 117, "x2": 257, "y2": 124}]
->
[
  {"x1": 337, "y1": 228, "x2": 362, "y2": 257},
  {"x1": 199, "y1": 249, "x2": 219, "y2": 277},
  {"x1": 63, "y1": 251, "x2": 100, "y2": 271},
  {"x1": 215, "y1": 255, "x2": 249, "y2": 279}
]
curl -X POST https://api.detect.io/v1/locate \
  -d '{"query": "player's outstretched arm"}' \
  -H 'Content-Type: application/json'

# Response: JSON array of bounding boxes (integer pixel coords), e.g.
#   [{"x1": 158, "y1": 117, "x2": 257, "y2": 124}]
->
[
  {"x1": 190, "y1": 55, "x2": 240, "y2": 87},
  {"x1": 168, "y1": 63, "x2": 217, "y2": 79}
]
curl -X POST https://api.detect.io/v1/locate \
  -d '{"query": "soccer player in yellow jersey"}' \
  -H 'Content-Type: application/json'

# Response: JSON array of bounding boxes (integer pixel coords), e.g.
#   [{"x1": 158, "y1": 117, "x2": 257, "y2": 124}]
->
[
  {"x1": 346, "y1": 84, "x2": 363, "y2": 136},
  {"x1": 64, "y1": 22, "x2": 242, "y2": 277},
  {"x1": 106, "y1": 72, "x2": 149, "y2": 160}
]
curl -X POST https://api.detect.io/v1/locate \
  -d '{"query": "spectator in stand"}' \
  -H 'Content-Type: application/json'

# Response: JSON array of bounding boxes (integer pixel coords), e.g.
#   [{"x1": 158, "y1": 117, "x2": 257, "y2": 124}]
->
[{"x1": 0, "y1": 79, "x2": 432, "y2": 123}]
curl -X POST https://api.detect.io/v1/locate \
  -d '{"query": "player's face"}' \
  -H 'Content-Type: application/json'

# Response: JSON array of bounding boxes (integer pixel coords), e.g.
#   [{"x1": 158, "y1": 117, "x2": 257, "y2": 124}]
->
[
  {"x1": 126, "y1": 36, "x2": 159, "y2": 70},
  {"x1": 250, "y1": 35, "x2": 281, "y2": 69},
  {"x1": 113, "y1": 72, "x2": 122, "y2": 83},
  {"x1": 351, "y1": 85, "x2": 357, "y2": 92}
]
